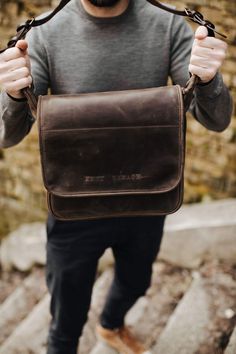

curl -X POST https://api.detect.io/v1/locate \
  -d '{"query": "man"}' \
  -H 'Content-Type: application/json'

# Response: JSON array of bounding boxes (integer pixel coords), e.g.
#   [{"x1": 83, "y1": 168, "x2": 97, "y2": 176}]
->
[{"x1": 0, "y1": 0, "x2": 233, "y2": 353}]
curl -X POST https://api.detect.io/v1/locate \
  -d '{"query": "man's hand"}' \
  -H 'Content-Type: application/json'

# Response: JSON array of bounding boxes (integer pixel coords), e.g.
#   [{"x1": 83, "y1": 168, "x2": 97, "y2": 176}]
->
[
  {"x1": 189, "y1": 26, "x2": 227, "y2": 84},
  {"x1": 0, "y1": 40, "x2": 32, "y2": 99}
]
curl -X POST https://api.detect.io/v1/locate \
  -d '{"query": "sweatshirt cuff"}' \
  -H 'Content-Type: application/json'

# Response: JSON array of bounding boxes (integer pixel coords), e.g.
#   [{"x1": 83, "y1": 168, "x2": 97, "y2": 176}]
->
[
  {"x1": 195, "y1": 72, "x2": 223, "y2": 100},
  {"x1": 0, "y1": 90, "x2": 35, "y2": 127},
  {"x1": 1, "y1": 90, "x2": 28, "y2": 114},
  {"x1": 7, "y1": 92, "x2": 28, "y2": 102}
]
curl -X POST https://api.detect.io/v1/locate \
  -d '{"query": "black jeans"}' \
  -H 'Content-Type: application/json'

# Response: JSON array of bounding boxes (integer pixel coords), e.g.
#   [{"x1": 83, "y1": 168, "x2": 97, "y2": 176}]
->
[{"x1": 46, "y1": 214, "x2": 165, "y2": 354}]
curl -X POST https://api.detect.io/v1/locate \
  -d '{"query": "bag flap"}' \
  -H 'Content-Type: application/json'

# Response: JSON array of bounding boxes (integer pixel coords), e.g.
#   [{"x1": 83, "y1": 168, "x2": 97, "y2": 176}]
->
[{"x1": 38, "y1": 85, "x2": 185, "y2": 197}]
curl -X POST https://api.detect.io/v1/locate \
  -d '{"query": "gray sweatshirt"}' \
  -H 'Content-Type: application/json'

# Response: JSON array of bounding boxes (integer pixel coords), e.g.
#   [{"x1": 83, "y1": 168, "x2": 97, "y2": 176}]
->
[{"x1": 0, "y1": 0, "x2": 233, "y2": 148}]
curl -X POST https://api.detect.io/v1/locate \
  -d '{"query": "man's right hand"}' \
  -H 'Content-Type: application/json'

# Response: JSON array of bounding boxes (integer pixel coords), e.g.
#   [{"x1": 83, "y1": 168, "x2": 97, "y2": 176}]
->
[{"x1": 0, "y1": 40, "x2": 32, "y2": 99}]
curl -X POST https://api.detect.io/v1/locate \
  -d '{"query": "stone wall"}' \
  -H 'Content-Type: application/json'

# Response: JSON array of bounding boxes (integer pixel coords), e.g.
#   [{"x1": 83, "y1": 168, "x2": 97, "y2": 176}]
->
[
  {"x1": 0, "y1": 1, "x2": 54, "y2": 238},
  {"x1": 0, "y1": 0, "x2": 235, "y2": 238},
  {"x1": 171, "y1": 0, "x2": 236, "y2": 203}
]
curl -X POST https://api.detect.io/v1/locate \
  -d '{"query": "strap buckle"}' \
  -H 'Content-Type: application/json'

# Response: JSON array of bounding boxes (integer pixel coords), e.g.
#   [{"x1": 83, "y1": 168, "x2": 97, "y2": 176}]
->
[
  {"x1": 185, "y1": 8, "x2": 227, "y2": 38},
  {"x1": 16, "y1": 18, "x2": 36, "y2": 33},
  {"x1": 5, "y1": 18, "x2": 36, "y2": 50}
]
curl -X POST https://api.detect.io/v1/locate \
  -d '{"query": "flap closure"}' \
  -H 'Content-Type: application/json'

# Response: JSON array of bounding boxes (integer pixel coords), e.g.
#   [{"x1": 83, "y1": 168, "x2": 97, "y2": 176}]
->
[{"x1": 38, "y1": 85, "x2": 185, "y2": 197}]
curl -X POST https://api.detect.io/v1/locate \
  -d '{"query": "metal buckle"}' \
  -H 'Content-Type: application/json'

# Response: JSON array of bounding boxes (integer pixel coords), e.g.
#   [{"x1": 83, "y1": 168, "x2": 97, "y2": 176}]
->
[
  {"x1": 184, "y1": 8, "x2": 227, "y2": 38},
  {"x1": 5, "y1": 18, "x2": 36, "y2": 49},
  {"x1": 17, "y1": 18, "x2": 35, "y2": 33}
]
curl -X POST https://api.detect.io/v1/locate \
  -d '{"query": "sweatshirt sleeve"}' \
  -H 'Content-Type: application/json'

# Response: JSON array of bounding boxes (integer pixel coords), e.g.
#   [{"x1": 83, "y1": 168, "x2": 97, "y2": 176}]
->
[
  {"x1": 169, "y1": 15, "x2": 233, "y2": 132},
  {"x1": 0, "y1": 26, "x2": 49, "y2": 148}
]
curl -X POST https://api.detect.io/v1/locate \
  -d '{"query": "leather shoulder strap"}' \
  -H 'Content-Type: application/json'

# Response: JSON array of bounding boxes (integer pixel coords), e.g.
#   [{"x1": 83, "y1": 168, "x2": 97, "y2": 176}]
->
[
  {"x1": 0, "y1": 0, "x2": 227, "y2": 116},
  {"x1": 0, "y1": 0, "x2": 72, "y2": 117},
  {"x1": 0, "y1": 0, "x2": 227, "y2": 55},
  {"x1": 146, "y1": 0, "x2": 187, "y2": 16},
  {"x1": 0, "y1": 0, "x2": 71, "y2": 53},
  {"x1": 146, "y1": 0, "x2": 226, "y2": 38}
]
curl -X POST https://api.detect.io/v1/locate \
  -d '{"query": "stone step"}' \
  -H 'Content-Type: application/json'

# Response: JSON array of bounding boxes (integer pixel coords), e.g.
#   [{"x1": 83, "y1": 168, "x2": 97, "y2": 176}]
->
[
  {"x1": 1, "y1": 261, "x2": 235, "y2": 353},
  {"x1": 225, "y1": 326, "x2": 236, "y2": 354},
  {"x1": 1, "y1": 199, "x2": 235, "y2": 272},
  {"x1": 166, "y1": 198, "x2": 236, "y2": 230},
  {"x1": 88, "y1": 261, "x2": 193, "y2": 354},
  {"x1": 152, "y1": 277, "x2": 210, "y2": 354},
  {"x1": 0, "y1": 269, "x2": 46, "y2": 345},
  {"x1": 0, "y1": 294, "x2": 50, "y2": 354},
  {"x1": 90, "y1": 342, "x2": 118, "y2": 354},
  {"x1": 0, "y1": 269, "x2": 113, "y2": 354},
  {"x1": 0, "y1": 223, "x2": 46, "y2": 272},
  {"x1": 0, "y1": 222, "x2": 114, "y2": 273},
  {"x1": 82, "y1": 263, "x2": 185, "y2": 354},
  {"x1": 0, "y1": 210, "x2": 235, "y2": 354},
  {"x1": 152, "y1": 272, "x2": 236, "y2": 354},
  {"x1": 159, "y1": 198, "x2": 236, "y2": 268},
  {"x1": 79, "y1": 269, "x2": 113, "y2": 354},
  {"x1": 97, "y1": 199, "x2": 236, "y2": 270},
  {"x1": 90, "y1": 280, "x2": 205, "y2": 354}
]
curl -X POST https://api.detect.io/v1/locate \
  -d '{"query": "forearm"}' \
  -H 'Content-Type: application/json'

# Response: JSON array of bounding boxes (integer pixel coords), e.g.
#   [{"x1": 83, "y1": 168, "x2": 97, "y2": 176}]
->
[
  {"x1": 189, "y1": 72, "x2": 233, "y2": 132},
  {"x1": 0, "y1": 91, "x2": 34, "y2": 148}
]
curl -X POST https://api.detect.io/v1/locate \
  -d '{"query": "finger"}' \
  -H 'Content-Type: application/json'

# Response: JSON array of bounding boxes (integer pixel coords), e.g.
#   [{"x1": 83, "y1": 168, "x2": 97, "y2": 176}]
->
[
  {"x1": 15, "y1": 40, "x2": 28, "y2": 53},
  {"x1": 0, "y1": 66, "x2": 30, "y2": 83},
  {"x1": 0, "y1": 57, "x2": 28, "y2": 74},
  {"x1": 191, "y1": 45, "x2": 226, "y2": 61},
  {"x1": 196, "y1": 37, "x2": 228, "y2": 50},
  {"x1": 1, "y1": 47, "x2": 25, "y2": 62},
  {"x1": 4, "y1": 76, "x2": 32, "y2": 92},
  {"x1": 195, "y1": 26, "x2": 208, "y2": 40},
  {"x1": 189, "y1": 63, "x2": 215, "y2": 81},
  {"x1": 190, "y1": 55, "x2": 220, "y2": 69}
]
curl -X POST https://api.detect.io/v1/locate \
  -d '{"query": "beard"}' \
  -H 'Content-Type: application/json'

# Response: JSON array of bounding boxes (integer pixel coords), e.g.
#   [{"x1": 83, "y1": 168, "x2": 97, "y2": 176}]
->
[{"x1": 87, "y1": 0, "x2": 121, "y2": 7}]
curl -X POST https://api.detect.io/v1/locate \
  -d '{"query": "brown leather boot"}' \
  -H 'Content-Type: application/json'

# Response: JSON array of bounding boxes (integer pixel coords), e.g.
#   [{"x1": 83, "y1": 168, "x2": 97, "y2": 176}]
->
[{"x1": 96, "y1": 324, "x2": 152, "y2": 354}]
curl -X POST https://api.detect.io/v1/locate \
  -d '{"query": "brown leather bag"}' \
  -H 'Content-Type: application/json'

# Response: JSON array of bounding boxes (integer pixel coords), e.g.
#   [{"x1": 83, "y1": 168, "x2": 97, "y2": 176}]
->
[
  {"x1": 37, "y1": 84, "x2": 190, "y2": 220},
  {"x1": 1, "y1": 0, "x2": 224, "y2": 220}
]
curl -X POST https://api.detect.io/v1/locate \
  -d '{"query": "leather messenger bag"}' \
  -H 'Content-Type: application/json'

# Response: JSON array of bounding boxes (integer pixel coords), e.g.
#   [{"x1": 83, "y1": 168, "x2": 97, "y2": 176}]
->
[
  {"x1": 38, "y1": 85, "x2": 187, "y2": 220},
  {"x1": 0, "y1": 0, "x2": 226, "y2": 220}
]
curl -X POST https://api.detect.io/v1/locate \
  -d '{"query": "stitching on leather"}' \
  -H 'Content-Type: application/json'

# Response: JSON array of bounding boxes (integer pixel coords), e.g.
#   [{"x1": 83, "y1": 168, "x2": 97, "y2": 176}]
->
[
  {"x1": 48, "y1": 184, "x2": 183, "y2": 220},
  {"x1": 41, "y1": 125, "x2": 180, "y2": 133},
  {"x1": 176, "y1": 85, "x2": 184, "y2": 181}
]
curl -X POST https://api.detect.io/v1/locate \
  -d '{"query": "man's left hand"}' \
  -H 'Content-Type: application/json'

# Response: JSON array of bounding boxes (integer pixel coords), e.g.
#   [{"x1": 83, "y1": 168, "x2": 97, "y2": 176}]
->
[{"x1": 189, "y1": 26, "x2": 227, "y2": 84}]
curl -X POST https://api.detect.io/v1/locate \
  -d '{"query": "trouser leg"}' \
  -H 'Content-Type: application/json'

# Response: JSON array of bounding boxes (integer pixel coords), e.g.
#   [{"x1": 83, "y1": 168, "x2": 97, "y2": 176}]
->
[
  {"x1": 100, "y1": 216, "x2": 165, "y2": 329},
  {"x1": 45, "y1": 214, "x2": 112, "y2": 354}
]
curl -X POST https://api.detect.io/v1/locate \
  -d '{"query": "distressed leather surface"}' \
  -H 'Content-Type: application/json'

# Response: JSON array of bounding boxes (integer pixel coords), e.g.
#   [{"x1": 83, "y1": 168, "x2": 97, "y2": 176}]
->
[{"x1": 38, "y1": 85, "x2": 185, "y2": 220}]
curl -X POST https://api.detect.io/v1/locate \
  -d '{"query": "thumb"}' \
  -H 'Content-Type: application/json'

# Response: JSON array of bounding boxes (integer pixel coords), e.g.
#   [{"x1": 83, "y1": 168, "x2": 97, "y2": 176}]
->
[
  {"x1": 195, "y1": 26, "x2": 208, "y2": 40},
  {"x1": 15, "y1": 39, "x2": 28, "y2": 53}
]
